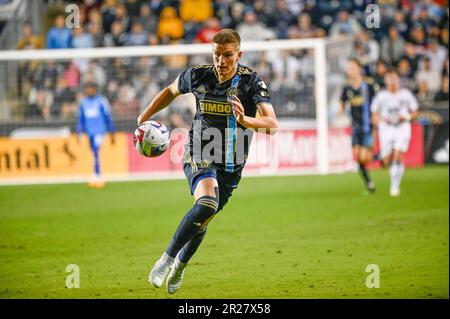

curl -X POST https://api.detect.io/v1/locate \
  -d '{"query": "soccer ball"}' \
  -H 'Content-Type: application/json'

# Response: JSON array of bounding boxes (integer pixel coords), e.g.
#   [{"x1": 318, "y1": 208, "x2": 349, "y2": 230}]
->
[{"x1": 133, "y1": 120, "x2": 170, "y2": 157}]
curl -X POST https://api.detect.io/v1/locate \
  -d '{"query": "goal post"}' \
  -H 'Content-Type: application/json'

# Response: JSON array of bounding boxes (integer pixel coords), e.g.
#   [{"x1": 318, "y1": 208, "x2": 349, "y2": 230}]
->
[{"x1": 0, "y1": 37, "x2": 353, "y2": 183}]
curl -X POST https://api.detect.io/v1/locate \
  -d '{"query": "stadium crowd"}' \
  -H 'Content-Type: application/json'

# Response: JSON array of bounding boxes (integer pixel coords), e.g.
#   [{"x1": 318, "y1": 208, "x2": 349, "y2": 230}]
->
[{"x1": 11, "y1": 0, "x2": 450, "y2": 126}]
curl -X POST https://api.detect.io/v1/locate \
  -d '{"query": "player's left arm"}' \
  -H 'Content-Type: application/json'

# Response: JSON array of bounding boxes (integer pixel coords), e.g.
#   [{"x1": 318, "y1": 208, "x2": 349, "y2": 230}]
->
[{"x1": 231, "y1": 95, "x2": 278, "y2": 135}]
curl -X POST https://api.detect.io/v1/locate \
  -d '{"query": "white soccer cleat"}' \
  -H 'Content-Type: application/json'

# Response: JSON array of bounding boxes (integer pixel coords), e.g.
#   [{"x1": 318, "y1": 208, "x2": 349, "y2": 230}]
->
[
  {"x1": 149, "y1": 253, "x2": 174, "y2": 288},
  {"x1": 390, "y1": 187, "x2": 401, "y2": 197},
  {"x1": 166, "y1": 258, "x2": 186, "y2": 294}
]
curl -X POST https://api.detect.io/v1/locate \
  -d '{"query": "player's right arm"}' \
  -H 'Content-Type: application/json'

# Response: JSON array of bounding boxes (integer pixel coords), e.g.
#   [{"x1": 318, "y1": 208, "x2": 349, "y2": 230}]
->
[
  {"x1": 338, "y1": 87, "x2": 348, "y2": 116},
  {"x1": 137, "y1": 78, "x2": 181, "y2": 125}
]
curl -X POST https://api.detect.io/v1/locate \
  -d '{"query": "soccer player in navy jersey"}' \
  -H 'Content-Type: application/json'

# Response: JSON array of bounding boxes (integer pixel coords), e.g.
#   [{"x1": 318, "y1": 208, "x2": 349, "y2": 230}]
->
[
  {"x1": 137, "y1": 29, "x2": 278, "y2": 294},
  {"x1": 340, "y1": 59, "x2": 377, "y2": 193}
]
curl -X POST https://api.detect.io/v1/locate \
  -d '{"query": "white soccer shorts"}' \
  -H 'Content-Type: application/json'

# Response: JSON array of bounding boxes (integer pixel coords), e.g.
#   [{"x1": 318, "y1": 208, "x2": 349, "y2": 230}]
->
[{"x1": 378, "y1": 122, "x2": 412, "y2": 159}]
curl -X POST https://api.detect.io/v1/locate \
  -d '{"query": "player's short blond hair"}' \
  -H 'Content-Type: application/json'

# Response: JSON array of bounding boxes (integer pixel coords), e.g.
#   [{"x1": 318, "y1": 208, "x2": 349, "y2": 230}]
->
[{"x1": 212, "y1": 29, "x2": 241, "y2": 49}]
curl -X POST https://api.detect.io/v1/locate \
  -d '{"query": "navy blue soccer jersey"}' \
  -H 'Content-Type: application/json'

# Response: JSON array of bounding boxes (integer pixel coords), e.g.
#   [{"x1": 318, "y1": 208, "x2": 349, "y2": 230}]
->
[
  {"x1": 177, "y1": 63, "x2": 272, "y2": 173},
  {"x1": 340, "y1": 78, "x2": 376, "y2": 133}
]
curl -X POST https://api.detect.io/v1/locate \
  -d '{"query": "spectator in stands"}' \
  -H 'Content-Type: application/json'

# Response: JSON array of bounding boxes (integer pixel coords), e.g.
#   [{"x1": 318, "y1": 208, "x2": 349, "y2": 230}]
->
[
  {"x1": 252, "y1": 0, "x2": 270, "y2": 27},
  {"x1": 180, "y1": 0, "x2": 213, "y2": 23},
  {"x1": 115, "y1": 3, "x2": 132, "y2": 32},
  {"x1": 72, "y1": 25, "x2": 94, "y2": 49},
  {"x1": 51, "y1": 76, "x2": 77, "y2": 120},
  {"x1": 124, "y1": 0, "x2": 142, "y2": 19},
  {"x1": 353, "y1": 31, "x2": 380, "y2": 71},
  {"x1": 236, "y1": 10, "x2": 274, "y2": 65},
  {"x1": 397, "y1": 58, "x2": 416, "y2": 91},
  {"x1": 329, "y1": 10, "x2": 362, "y2": 38},
  {"x1": 391, "y1": 9, "x2": 411, "y2": 40},
  {"x1": 434, "y1": 75, "x2": 449, "y2": 103},
  {"x1": 409, "y1": 25, "x2": 427, "y2": 47},
  {"x1": 62, "y1": 61, "x2": 81, "y2": 89},
  {"x1": 103, "y1": 20, "x2": 128, "y2": 47},
  {"x1": 46, "y1": 14, "x2": 72, "y2": 49},
  {"x1": 416, "y1": 56, "x2": 442, "y2": 93},
  {"x1": 35, "y1": 60, "x2": 64, "y2": 90},
  {"x1": 16, "y1": 22, "x2": 45, "y2": 98},
  {"x1": 16, "y1": 21, "x2": 44, "y2": 50},
  {"x1": 195, "y1": 17, "x2": 221, "y2": 44},
  {"x1": 374, "y1": 60, "x2": 388, "y2": 89},
  {"x1": 27, "y1": 81, "x2": 54, "y2": 121},
  {"x1": 162, "y1": 39, "x2": 189, "y2": 72},
  {"x1": 108, "y1": 57, "x2": 132, "y2": 85},
  {"x1": 136, "y1": 3, "x2": 158, "y2": 34},
  {"x1": 88, "y1": 21, "x2": 105, "y2": 47},
  {"x1": 225, "y1": 1, "x2": 245, "y2": 30},
  {"x1": 83, "y1": 60, "x2": 107, "y2": 89},
  {"x1": 86, "y1": 8, "x2": 103, "y2": 31},
  {"x1": 413, "y1": 5, "x2": 438, "y2": 35},
  {"x1": 427, "y1": 38, "x2": 449, "y2": 72},
  {"x1": 71, "y1": 25, "x2": 95, "y2": 74},
  {"x1": 101, "y1": 0, "x2": 117, "y2": 33},
  {"x1": 157, "y1": 6, "x2": 184, "y2": 41},
  {"x1": 252, "y1": 51, "x2": 273, "y2": 84},
  {"x1": 381, "y1": 26, "x2": 406, "y2": 65},
  {"x1": 111, "y1": 84, "x2": 139, "y2": 118},
  {"x1": 79, "y1": 0, "x2": 102, "y2": 19},
  {"x1": 293, "y1": 13, "x2": 326, "y2": 39},
  {"x1": 402, "y1": 42, "x2": 422, "y2": 74},
  {"x1": 272, "y1": 49, "x2": 301, "y2": 90},
  {"x1": 268, "y1": 0, "x2": 295, "y2": 39},
  {"x1": 416, "y1": 80, "x2": 435, "y2": 109},
  {"x1": 237, "y1": 10, "x2": 275, "y2": 42},
  {"x1": 148, "y1": 33, "x2": 160, "y2": 46},
  {"x1": 126, "y1": 22, "x2": 148, "y2": 46}
]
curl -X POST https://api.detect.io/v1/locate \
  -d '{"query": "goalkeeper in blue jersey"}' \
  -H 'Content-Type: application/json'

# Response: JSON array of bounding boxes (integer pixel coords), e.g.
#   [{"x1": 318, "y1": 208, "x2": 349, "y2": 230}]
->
[{"x1": 77, "y1": 82, "x2": 115, "y2": 188}]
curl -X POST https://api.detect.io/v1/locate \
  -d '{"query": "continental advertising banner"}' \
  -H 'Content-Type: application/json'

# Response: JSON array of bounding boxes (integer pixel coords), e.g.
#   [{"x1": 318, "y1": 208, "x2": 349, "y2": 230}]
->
[{"x1": 0, "y1": 134, "x2": 128, "y2": 178}]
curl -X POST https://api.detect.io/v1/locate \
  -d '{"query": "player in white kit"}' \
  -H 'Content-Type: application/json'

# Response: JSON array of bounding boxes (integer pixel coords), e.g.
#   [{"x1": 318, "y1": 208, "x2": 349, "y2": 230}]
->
[{"x1": 370, "y1": 69, "x2": 419, "y2": 197}]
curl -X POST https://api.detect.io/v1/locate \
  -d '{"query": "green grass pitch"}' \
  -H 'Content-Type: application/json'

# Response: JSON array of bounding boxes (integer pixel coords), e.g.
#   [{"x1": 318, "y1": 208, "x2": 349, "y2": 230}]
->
[{"x1": 0, "y1": 166, "x2": 448, "y2": 299}]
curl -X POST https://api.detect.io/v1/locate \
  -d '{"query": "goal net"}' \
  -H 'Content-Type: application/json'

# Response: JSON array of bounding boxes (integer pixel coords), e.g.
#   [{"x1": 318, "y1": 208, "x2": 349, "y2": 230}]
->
[{"x1": 0, "y1": 37, "x2": 353, "y2": 183}]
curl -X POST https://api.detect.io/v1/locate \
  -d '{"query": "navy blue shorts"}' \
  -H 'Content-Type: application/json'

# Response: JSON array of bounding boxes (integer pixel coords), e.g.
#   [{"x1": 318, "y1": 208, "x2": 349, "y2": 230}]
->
[
  {"x1": 183, "y1": 161, "x2": 242, "y2": 213},
  {"x1": 352, "y1": 128, "x2": 373, "y2": 148}
]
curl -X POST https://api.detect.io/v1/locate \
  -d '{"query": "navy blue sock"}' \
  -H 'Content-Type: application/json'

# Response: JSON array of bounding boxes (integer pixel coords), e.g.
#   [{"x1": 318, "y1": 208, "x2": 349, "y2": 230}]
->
[
  {"x1": 93, "y1": 149, "x2": 100, "y2": 176},
  {"x1": 359, "y1": 162, "x2": 371, "y2": 184},
  {"x1": 178, "y1": 229, "x2": 207, "y2": 264},
  {"x1": 165, "y1": 195, "x2": 218, "y2": 259}
]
